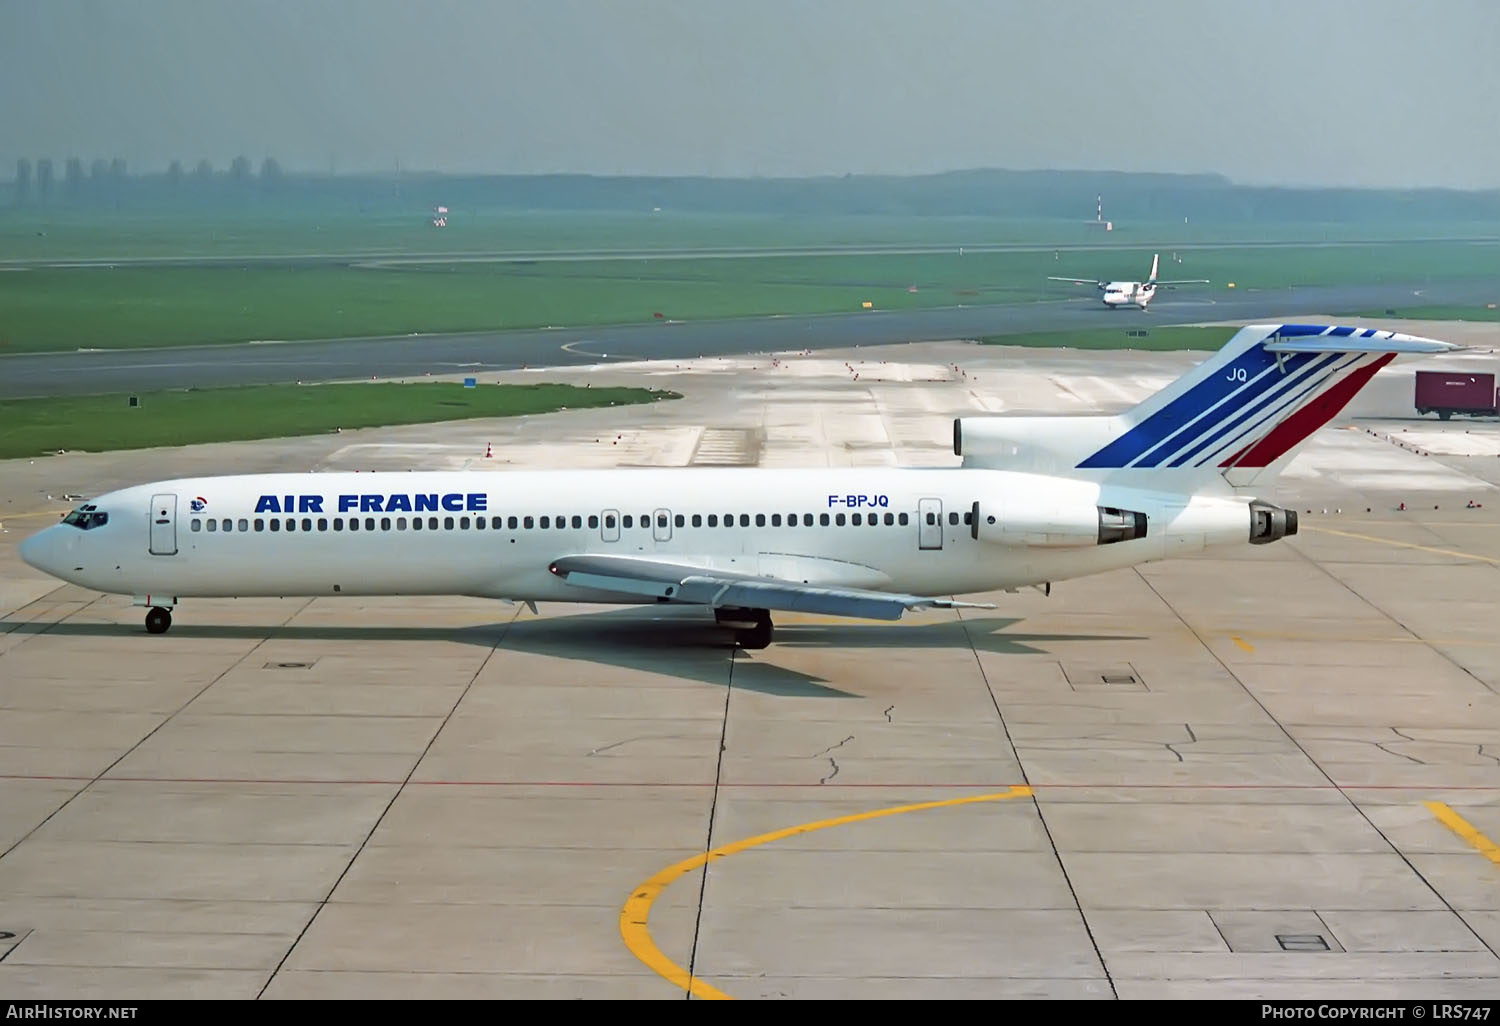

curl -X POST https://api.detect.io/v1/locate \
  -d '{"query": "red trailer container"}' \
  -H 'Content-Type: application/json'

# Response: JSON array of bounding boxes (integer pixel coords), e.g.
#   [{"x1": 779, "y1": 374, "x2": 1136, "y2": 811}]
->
[{"x1": 1414, "y1": 371, "x2": 1497, "y2": 420}]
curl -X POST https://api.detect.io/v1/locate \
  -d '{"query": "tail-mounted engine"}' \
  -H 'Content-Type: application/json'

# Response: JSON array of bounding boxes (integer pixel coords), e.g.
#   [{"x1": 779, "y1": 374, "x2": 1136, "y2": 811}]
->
[
  {"x1": 970, "y1": 500, "x2": 1148, "y2": 548},
  {"x1": 1248, "y1": 501, "x2": 1298, "y2": 545}
]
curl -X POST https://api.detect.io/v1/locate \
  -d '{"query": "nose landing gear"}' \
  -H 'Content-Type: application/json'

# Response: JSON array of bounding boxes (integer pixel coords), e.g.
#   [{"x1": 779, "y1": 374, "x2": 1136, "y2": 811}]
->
[{"x1": 144, "y1": 607, "x2": 172, "y2": 634}]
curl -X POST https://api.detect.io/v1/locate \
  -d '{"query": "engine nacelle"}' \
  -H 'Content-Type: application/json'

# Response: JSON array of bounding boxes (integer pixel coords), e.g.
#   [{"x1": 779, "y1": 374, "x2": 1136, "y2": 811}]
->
[
  {"x1": 970, "y1": 499, "x2": 1148, "y2": 548},
  {"x1": 1248, "y1": 500, "x2": 1298, "y2": 545}
]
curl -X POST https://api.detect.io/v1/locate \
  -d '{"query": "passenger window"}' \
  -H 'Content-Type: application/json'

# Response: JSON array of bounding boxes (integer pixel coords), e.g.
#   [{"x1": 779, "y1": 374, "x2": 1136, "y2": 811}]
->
[
  {"x1": 803, "y1": 514, "x2": 813, "y2": 526},
  {"x1": 622, "y1": 515, "x2": 632, "y2": 528},
  {"x1": 962, "y1": 511, "x2": 972, "y2": 525},
  {"x1": 286, "y1": 519, "x2": 296, "y2": 532},
  {"x1": 508, "y1": 516, "x2": 518, "y2": 530},
  {"x1": 884, "y1": 512, "x2": 894, "y2": 525},
  {"x1": 691, "y1": 514, "x2": 701, "y2": 527},
  {"x1": 772, "y1": 514, "x2": 781, "y2": 526},
  {"x1": 382, "y1": 517, "x2": 392, "y2": 531},
  {"x1": 238, "y1": 519, "x2": 248, "y2": 532},
  {"x1": 429, "y1": 517, "x2": 439, "y2": 530},
  {"x1": 222, "y1": 519, "x2": 232, "y2": 532},
  {"x1": 588, "y1": 515, "x2": 599, "y2": 529},
  {"x1": 899, "y1": 513, "x2": 909, "y2": 526},
  {"x1": 346, "y1": 519, "x2": 356, "y2": 532},
  {"x1": 707, "y1": 514, "x2": 718, "y2": 527},
  {"x1": 572, "y1": 515, "x2": 583, "y2": 529},
  {"x1": 836, "y1": 513, "x2": 846, "y2": 526},
  {"x1": 362, "y1": 517, "x2": 372, "y2": 531},
  {"x1": 739, "y1": 514, "x2": 749, "y2": 527},
  {"x1": 270, "y1": 519, "x2": 281, "y2": 532},
  {"x1": 412, "y1": 517, "x2": 422, "y2": 531},
  {"x1": 820, "y1": 514, "x2": 830, "y2": 526},
  {"x1": 318, "y1": 518, "x2": 328, "y2": 531},
  {"x1": 785, "y1": 514, "x2": 795, "y2": 527},
  {"x1": 539, "y1": 516, "x2": 550, "y2": 529},
  {"x1": 303, "y1": 518, "x2": 313, "y2": 532},
  {"x1": 333, "y1": 519, "x2": 343, "y2": 531},
  {"x1": 603, "y1": 515, "x2": 615, "y2": 529},
  {"x1": 851, "y1": 513, "x2": 862, "y2": 526},
  {"x1": 949, "y1": 512, "x2": 959, "y2": 526},
  {"x1": 444, "y1": 516, "x2": 455, "y2": 530},
  {"x1": 926, "y1": 513, "x2": 936, "y2": 525},
  {"x1": 208, "y1": 519, "x2": 218, "y2": 532},
  {"x1": 254, "y1": 518, "x2": 265, "y2": 531},
  {"x1": 524, "y1": 516, "x2": 534, "y2": 529},
  {"x1": 674, "y1": 514, "x2": 684, "y2": 528},
  {"x1": 755, "y1": 514, "x2": 765, "y2": 527},
  {"x1": 397, "y1": 517, "x2": 407, "y2": 530},
  {"x1": 557, "y1": 517, "x2": 567, "y2": 530},
  {"x1": 192, "y1": 520, "x2": 202, "y2": 532},
  {"x1": 657, "y1": 514, "x2": 668, "y2": 528}
]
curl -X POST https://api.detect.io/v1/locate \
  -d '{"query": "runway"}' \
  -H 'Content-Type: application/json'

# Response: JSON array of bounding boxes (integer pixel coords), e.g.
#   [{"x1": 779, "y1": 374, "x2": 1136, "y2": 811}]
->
[
  {"x1": 4, "y1": 236, "x2": 1496, "y2": 271},
  {"x1": 2, "y1": 279, "x2": 1495, "y2": 399}
]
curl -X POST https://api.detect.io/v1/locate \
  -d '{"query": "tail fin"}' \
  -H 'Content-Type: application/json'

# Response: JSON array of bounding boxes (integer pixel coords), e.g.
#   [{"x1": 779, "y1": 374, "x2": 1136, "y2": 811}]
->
[
  {"x1": 1147, "y1": 253, "x2": 1159, "y2": 284},
  {"x1": 955, "y1": 324, "x2": 1460, "y2": 492}
]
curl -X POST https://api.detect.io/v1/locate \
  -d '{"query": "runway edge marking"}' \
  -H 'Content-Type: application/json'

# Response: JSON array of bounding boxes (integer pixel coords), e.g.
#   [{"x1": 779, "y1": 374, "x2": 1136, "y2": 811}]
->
[{"x1": 619, "y1": 785, "x2": 1034, "y2": 1000}]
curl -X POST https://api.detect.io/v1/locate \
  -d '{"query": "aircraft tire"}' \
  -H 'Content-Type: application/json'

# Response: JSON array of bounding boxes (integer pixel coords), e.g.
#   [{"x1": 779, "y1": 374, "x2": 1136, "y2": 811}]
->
[{"x1": 145, "y1": 607, "x2": 172, "y2": 634}]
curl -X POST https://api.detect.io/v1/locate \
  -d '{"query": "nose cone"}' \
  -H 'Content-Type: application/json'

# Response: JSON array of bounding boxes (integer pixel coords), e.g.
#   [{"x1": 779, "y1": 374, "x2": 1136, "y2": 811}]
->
[{"x1": 19, "y1": 527, "x2": 61, "y2": 578}]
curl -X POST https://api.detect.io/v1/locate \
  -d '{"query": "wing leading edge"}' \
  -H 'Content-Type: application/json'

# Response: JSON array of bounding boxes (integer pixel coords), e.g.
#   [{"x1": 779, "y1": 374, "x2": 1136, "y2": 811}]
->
[{"x1": 546, "y1": 554, "x2": 995, "y2": 621}]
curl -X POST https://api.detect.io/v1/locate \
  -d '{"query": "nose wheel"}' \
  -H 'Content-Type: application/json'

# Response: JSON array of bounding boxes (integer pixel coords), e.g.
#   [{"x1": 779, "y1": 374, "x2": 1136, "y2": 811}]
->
[{"x1": 144, "y1": 607, "x2": 172, "y2": 634}]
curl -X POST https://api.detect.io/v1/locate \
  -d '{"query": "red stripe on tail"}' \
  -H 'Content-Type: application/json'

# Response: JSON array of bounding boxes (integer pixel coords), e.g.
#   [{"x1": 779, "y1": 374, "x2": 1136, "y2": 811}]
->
[{"x1": 1221, "y1": 354, "x2": 1394, "y2": 468}]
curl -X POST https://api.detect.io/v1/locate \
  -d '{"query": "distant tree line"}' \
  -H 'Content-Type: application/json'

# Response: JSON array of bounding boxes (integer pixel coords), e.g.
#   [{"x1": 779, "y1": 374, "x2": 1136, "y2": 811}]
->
[
  {"x1": 5, "y1": 159, "x2": 1500, "y2": 223},
  {"x1": 7, "y1": 155, "x2": 287, "y2": 209}
]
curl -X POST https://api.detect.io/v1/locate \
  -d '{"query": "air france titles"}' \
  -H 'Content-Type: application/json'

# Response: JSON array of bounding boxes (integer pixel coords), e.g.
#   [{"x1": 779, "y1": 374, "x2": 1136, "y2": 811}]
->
[{"x1": 253, "y1": 493, "x2": 489, "y2": 515}]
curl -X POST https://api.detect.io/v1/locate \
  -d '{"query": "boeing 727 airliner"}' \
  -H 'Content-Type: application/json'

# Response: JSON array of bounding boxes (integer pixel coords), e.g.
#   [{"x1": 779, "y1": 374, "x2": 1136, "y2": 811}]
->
[{"x1": 19, "y1": 324, "x2": 1457, "y2": 648}]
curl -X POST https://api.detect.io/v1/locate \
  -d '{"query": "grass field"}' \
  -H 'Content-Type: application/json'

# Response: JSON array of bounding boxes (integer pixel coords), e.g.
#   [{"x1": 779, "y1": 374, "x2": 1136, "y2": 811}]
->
[
  {"x1": 1, "y1": 208, "x2": 1497, "y2": 354},
  {"x1": 979, "y1": 326, "x2": 1239, "y2": 351},
  {"x1": 2, "y1": 240, "x2": 1498, "y2": 354},
  {"x1": 4, "y1": 209, "x2": 1496, "y2": 261},
  {"x1": 0, "y1": 382, "x2": 677, "y2": 460}
]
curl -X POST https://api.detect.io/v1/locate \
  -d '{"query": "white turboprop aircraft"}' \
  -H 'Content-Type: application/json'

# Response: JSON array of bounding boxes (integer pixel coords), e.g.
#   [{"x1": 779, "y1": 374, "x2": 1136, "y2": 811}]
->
[
  {"x1": 19, "y1": 323, "x2": 1455, "y2": 649},
  {"x1": 1049, "y1": 253, "x2": 1209, "y2": 309}
]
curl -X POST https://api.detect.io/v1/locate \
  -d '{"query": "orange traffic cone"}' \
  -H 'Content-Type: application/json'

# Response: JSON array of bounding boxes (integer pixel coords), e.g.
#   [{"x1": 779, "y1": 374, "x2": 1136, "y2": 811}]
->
[{"x1": 484, "y1": 443, "x2": 493, "y2": 458}]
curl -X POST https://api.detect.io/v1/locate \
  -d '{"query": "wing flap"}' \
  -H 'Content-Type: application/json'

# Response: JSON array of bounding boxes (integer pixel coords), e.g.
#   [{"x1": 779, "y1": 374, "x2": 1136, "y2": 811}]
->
[{"x1": 547, "y1": 554, "x2": 994, "y2": 620}]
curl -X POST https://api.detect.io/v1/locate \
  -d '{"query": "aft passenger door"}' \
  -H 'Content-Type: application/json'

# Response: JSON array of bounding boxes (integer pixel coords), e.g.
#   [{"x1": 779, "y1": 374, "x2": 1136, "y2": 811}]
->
[
  {"x1": 917, "y1": 498, "x2": 943, "y2": 551},
  {"x1": 652, "y1": 508, "x2": 672, "y2": 544},
  {"x1": 149, "y1": 493, "x2": 178, "y2": 555}
]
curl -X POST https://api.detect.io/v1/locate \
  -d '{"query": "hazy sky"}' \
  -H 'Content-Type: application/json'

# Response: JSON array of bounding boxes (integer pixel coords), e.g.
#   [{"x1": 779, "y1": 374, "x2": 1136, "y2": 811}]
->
[{"x1": 3, "y1": 0, "x2": 1498, "y2": 189}]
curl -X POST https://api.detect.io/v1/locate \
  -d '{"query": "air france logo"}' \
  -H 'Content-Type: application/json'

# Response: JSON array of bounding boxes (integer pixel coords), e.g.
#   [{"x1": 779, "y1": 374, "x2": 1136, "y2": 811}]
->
[
  {"x1": 253, "y1": 492, "x2": 489, "y2": 514},
  {"x1": 189, "y1": 497, "x2": 208, "y2": 512}
]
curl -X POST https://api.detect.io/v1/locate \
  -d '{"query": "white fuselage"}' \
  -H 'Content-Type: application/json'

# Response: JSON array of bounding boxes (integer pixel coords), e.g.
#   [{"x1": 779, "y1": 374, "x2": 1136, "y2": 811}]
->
[
  {"x1": 1103, "y1": 281, "x2": 1152, "y2": 308},
  {"x1": 21, "y1": 468, "x2": 1259, "y2": 606}
]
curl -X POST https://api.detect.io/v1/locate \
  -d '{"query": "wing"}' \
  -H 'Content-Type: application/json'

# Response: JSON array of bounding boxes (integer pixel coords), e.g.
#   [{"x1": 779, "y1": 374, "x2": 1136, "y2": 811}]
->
[
  {"x1": 1046, "y1": 276, "x2": 1105, "y2": 286},
  {"x1": 546, "y1": 553, "x2": 994, "y2": 621},
  {"x1": 1152, "y1": 278, "x2": 1210, "y2": 285}
]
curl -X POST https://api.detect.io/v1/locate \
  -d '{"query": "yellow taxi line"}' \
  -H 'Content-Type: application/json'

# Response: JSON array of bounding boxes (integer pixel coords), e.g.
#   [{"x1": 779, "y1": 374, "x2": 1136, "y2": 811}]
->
[{"x1": 620, "y1": 785, "x2": 1034, "y2": 999}]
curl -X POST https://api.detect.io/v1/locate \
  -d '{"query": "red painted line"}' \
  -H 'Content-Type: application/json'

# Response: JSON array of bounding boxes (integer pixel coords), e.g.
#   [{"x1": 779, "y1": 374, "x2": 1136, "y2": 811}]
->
[{"x1": 3, "y1": 773, "x2": 1499, "y2": 790}]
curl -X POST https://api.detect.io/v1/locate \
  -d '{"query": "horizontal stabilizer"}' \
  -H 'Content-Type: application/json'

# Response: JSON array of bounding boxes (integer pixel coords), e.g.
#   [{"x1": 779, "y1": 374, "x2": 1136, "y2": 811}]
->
[{"x1": 1264, "y1": 337, "x2": 1461, "y2": 354}]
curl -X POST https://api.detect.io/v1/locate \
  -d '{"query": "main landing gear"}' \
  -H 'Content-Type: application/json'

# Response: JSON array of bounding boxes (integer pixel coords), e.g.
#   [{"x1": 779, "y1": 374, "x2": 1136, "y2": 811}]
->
[
  {"x1": 144, "y1": 607, "x2": 172, "y2": 634},
  {"x1": 715, "y1": 607, "x2": 773, "y2": 650}
]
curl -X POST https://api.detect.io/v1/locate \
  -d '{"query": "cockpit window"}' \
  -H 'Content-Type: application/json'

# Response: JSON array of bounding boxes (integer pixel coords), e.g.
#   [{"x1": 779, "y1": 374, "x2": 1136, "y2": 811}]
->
[{"x1": 62, "y1": 507, "x2": 108, "y2": 530}]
